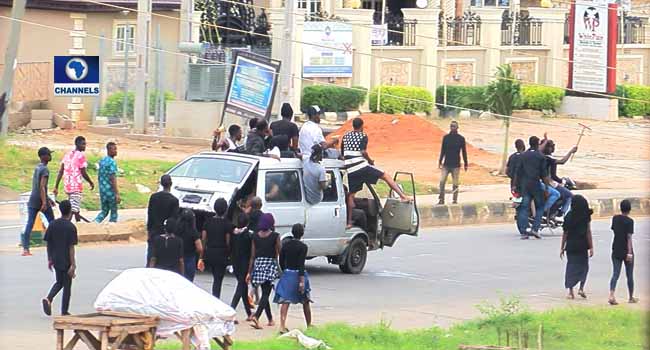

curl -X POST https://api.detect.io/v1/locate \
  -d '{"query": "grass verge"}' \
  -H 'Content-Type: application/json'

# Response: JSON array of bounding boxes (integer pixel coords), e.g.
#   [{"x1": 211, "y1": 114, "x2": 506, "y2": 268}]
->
[
  {"x1": 156, "y1": 306, "x2": 647, "y2": 350},
  {"x1": 0, "y1": 140, "x2": 176, "y2": 210}
]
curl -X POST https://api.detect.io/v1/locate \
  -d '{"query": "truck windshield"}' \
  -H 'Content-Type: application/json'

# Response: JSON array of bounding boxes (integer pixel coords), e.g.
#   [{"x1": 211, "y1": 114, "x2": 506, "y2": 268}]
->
[{"x1": 168, "y1": 157, "x2": 252, "y2": 184}]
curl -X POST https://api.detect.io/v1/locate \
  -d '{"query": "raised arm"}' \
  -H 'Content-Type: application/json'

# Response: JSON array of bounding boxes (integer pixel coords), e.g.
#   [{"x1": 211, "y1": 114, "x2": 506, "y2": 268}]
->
[{"x1": 556, "y1": 146, "x2": 578, "y2": 165}]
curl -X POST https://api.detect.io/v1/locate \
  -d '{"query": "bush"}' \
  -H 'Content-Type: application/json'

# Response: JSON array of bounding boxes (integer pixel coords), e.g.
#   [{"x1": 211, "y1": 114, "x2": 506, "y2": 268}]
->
[
  {"x1": 369, "y1": 86, "x2": 433, "y2": 114},
  {"x1": 521, "y1": 85, "x2": 565, "y2": 111},
  {"x1": 100, "y1": 90, "x2": 175, "y2": 119},
  {"x1": 301, "y1": 85, "x2": 367, "y2": 112},
  {"x1": 435, "y1": 86, "x2": 487, "y2": 114},
  {"x1": 621, "y1": 85, "x2": 650, "y2": 117},
  {"x1": 614, "y1": 85, "x2": 628, "y2": 117}
]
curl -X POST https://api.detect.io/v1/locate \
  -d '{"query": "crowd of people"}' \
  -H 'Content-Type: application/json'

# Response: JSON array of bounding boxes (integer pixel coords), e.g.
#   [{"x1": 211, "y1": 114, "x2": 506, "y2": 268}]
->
[{"x1": 17, "y1": 107, "x2": 638, "y2": 324}]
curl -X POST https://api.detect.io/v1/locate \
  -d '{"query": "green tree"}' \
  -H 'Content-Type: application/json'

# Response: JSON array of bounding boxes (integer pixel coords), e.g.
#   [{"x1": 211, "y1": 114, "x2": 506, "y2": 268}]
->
[{"x1": 485, "y1": 64, "x2": 522, "y2": 175}]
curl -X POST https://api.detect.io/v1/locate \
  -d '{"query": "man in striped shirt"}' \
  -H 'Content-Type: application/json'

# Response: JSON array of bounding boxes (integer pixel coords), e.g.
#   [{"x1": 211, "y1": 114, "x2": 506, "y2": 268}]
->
[{"x1": 341, "y1": 118, "x2": 411, "y2": 227}]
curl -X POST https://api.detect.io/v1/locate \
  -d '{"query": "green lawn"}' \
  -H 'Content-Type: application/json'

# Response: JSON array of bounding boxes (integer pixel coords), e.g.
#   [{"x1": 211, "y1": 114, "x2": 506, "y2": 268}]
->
[
  {"x1": 156, "y1": 306, "x2": 647, "y2": 350},
  {"x1": 0, "y1": 140, "x2": 176, "y2": 210}
]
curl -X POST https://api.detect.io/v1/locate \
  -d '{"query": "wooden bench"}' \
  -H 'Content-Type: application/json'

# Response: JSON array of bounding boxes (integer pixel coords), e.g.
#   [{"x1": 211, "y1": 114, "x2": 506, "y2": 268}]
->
[{"x1": 53, "y1": 311, "x2": 158, "y2": 350}]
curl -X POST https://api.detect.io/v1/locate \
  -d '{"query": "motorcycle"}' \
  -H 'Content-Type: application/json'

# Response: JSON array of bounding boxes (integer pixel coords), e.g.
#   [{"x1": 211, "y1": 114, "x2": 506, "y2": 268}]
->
[{"x1": 511, "y1": 177, "x2": 577, "y2": 235}]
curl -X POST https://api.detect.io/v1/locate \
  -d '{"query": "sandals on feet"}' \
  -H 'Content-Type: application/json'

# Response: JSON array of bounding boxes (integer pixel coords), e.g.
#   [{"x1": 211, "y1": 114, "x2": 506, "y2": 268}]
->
[
  {"x1": 608, "y1": 298, "x2": 619, "y2": 305},
  {"x1": 629, "y1": 297, "x2": 639, "y2": 304},
  {"x1": 249, "y1": 318, "x2": 262, "y2": 330},
  {"x1": 279, "y1": 328, "x2": 290, "y2": 335},
  {"x1": 578, "y1": 290, "x2": 587, "y2": 299}
]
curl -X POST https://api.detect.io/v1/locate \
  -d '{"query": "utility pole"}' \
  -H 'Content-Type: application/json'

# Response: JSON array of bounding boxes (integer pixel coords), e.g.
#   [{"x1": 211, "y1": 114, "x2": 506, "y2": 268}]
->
[
  {"x1": 133, "y1": 0, "x2": 152, "y2": 133},
  {"x1": 279, "y1": 0, "x2": 296, "y2": 117},
  {"x1": 0, "y1": 0, "x2": 27, "y2": 136},
  {"x1": 375, "y1": 0, "x2": 386, "y2": 113},
  {"x1": 92, "y1": 31, "x2": 105, "y2": 124},
  {"x1": 122, "y1": 16, "x2": 130, "y2": 122}
]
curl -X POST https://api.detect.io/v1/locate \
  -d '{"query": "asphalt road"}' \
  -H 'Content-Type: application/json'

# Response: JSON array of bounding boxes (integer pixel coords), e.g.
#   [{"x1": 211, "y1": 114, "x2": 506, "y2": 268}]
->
[{"x1": 0, "y1": 219, "x2": 648, "y2": 348}]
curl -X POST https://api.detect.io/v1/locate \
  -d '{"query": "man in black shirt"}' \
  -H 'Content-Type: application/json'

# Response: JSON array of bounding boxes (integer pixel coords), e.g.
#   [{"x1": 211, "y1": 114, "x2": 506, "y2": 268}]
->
[
  {"x1": 146, "y1": 175, "x2": 179, "y2": 263},
  {"x1": 514, "y1": 136, "x2": 549, "y2": 239},
  {"x1": 438, "y1": 121, "x2": 468, "y2": 205},
  {"x1": 42, "y1": 200, "x2": 77, "y2": 316},
  {"x1": 506, "y1": 139, "x2": 526, "y2": 192},
  {"x1": 608, "y1": 199, "x2": 637, "y2": 305},
  {"x1": 271, "y1": 103, "x2": 300, "y2": 151}
]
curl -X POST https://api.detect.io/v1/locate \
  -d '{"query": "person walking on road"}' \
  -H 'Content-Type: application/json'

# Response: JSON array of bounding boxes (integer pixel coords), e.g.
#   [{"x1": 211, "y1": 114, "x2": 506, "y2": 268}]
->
[
  {"x1": 42, "y1": 200, "x2": 77, "y2": 316},
  {"x1": 174, "y1": 209, "x2": 203, "y2": 282},
  {"x1": 275, "y1": 224, "x2": 313, "y2": 334},
  {"x1": 148, "y1": 220, "x2": 184, "y2": 275},
  {"x1": 438, "y1": 121, "x2": 468, "y2": 205},
  {"x1": 608, "y1": 199, "x2": 638, "y2": 305},
  {"x1": 94, "y1": 142, "x2": 120, "y2": 223},
  {"x1": 560, "y1": 195, "x2": 594, "y2": 300},
  {"x1": 22, "y1": 147, "x2": 56, "y2": 256},
  {"x1": 230, "y1": 214, "x2": 254, "y2": 322},
  {"x1": 146, "y1": 175, "x2": 179, "y2": 264},
  {"x1": 54, "y1": 136, "x2": 94, "y2": 222},
  {"x1": 199, "y1": 198, "x2": 233, "y2": 299},
  {"x1": 514, "y1": 136, "x2": 549, "y2": 239},
  {"x1": 342, "y1": 118, "x2": 411, "y2": 227},
  {"x1": 247, "y1": 213, "x2": 281, "y2": 330}
]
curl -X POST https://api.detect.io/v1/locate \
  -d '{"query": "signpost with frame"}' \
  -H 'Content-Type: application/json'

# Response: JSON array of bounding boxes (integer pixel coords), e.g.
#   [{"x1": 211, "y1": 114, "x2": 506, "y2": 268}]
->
[{"x1": 221, "y1": 51, "x2": 281, "y2": 126}]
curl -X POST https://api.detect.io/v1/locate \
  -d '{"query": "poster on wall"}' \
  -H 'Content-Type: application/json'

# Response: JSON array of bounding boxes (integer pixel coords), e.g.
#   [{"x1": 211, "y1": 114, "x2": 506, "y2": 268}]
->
[
  {"x1": 224, "y1": 51, "x2": 281, "y2": 121},
  {"x1": 302, "y1": 21, "x2": 353, "y2": 78},
  {"x1": 569, "y1": 0, "x2": 615, "y2": 93},
  {"x1": 371, "y1": 24, "x2": 388, "y2": 46}
]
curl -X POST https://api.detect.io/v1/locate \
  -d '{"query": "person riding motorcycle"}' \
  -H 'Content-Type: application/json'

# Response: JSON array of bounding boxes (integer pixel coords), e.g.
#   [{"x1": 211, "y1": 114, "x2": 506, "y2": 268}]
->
[{"x1": 542, "y1": 139, "x2": 578, "y2": 220}]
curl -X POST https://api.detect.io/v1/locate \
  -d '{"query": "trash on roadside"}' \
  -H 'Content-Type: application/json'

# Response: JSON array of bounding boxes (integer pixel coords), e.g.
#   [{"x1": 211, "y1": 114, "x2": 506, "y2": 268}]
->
[{"x1": 279, "y1": 329, "x2": 331, "y2": 350}]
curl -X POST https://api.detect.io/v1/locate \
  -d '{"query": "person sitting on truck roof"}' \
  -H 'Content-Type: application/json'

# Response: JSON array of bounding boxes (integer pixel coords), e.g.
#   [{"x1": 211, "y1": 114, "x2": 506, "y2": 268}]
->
[
  {"x1": 342, "y1": 117, "x2": 412, "y2": 228},
  {"x1": 213, "y1": 124, "x2": 245, "y2": 153},
  {"x1": 246, "y1": 119, "x2": 280, "y2": 160},
  {"x1": 303, "y1": 145, "x2": 328, "y2": 205}
]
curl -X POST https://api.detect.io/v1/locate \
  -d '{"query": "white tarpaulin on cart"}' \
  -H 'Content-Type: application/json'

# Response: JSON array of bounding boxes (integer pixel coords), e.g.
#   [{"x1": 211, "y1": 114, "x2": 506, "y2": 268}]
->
[{"x1": 94, "y1": 268, "x2": 236, "y2": 339}]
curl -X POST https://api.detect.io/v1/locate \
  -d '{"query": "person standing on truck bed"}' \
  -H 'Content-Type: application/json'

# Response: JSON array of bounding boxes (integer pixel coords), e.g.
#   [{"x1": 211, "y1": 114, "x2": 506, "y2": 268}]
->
[
  {"x1": 271, "y1": 103, "x2": 300, "y2": 151},
  {"x1": 146, "y1": 175, "x2": 179, "y2": 264},
  {"x1": 342, "y1": 117, "x2": 412, "y2": 228},
  {"x1": 438, "y1": 120, "x2": 468, "y2": 205}
]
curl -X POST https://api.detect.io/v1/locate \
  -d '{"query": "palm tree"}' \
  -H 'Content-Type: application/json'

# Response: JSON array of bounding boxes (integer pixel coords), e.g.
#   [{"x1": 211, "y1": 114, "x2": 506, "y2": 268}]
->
[{"x1": 485, "y1": 64, "x2": 522, "y2": 175}]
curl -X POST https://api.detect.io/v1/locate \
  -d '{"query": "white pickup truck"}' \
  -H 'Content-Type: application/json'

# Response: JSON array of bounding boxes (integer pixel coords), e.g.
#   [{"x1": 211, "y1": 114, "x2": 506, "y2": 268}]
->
[{"x1": 166, "y1": 151, "x2": 419, "y2": 274}]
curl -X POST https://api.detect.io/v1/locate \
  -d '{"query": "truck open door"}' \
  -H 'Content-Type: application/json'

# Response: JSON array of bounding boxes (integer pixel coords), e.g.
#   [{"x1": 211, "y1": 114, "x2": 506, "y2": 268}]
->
[{"x1": 381, "y1": 172, "x2": 419, "y2": 247}]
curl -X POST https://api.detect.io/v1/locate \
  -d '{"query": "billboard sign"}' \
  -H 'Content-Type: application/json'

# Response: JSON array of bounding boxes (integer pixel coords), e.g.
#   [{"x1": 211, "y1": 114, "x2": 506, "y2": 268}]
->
[
  {"x1": 302, "y1": 21, "x2": 353, "y2": 78},
  {"x1": 569, "y1": 0, "x2": 617, "y2": 93},
  {"x1": 224, "y1": 51, "x2": 281, "y2": 121}
]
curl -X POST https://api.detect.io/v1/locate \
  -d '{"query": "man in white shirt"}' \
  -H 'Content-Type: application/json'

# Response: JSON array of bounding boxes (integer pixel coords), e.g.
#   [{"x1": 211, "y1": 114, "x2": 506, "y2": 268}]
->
[{"x1": 298, "y1": 105, "x2": 339, "y2": 160}]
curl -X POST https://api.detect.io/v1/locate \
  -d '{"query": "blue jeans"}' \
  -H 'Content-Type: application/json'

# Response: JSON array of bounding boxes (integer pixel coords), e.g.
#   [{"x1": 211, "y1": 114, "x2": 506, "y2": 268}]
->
[
  {"x1": 184, "y1": 254, "x2": 197, "y2": 282},
  {"x1": 517, "y1": 186, "x2": 544, "y2": 234},
  {"x1": 555, "y1": 185, "x2": 573, "y2": 215},
  {"x1": 22, "y1": 206, "x2": 55, "y2": 251},
  {"x1": 538, "y1": 182, "x2": 560, "y2": 213}
]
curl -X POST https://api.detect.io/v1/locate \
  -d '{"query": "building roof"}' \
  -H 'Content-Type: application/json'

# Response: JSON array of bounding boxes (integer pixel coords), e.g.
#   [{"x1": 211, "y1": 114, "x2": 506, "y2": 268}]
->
[{"x1": 0, "y1": 0, "x2": 180, "y2": 12}]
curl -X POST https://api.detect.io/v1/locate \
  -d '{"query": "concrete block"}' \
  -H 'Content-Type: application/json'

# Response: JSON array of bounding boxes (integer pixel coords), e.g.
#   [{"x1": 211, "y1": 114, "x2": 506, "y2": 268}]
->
[
  {"x1": 8, "y1": 112, "x2": 31, "y2": 130},
  {"x1": 29, "y1": 119, "x2": 54, "y2": 130},
  {"x1": 324, "y1": 112, "x2": 338, "y2": 122},
  {"x1": 558, "y1": 96, "x2": 618, "y2": 121},
  {"x1": 461, "y1": 204, "x2": 477, "y2": 219},
  {"x1": 31, "y1": 109, "x2": 53, "y2": 121},
  {"x1": 54, "y1": 114, "x2": 74, "y2": 129}
]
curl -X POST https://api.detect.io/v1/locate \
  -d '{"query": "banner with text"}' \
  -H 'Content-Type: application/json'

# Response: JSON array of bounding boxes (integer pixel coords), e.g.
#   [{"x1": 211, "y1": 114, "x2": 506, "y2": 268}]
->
[{"x1": 302, "y1": 22, "x2": 353, "y2": 78}]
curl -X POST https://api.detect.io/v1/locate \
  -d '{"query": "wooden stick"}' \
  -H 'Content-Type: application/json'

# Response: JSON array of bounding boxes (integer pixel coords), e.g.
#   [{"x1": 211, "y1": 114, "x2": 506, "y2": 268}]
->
[
  {"x1": 63, "y1": 333, "x2": 81, "y2": 350},
  {"x1": 56, "y1": 329, "x2": 64, "y2": 350}
]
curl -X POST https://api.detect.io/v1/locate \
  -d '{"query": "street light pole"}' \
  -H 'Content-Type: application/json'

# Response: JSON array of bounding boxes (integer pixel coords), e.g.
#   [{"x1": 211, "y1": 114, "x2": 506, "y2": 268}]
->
[
  {"x1": 0, "y1": 0, "x2": 27, "y2": 136},
  {"x1": 121, "y1": 10, "x2": 130, "y2": 122}
]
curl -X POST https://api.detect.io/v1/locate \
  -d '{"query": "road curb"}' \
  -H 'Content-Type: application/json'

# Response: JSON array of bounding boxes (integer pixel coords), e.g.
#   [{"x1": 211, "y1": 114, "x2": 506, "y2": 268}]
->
[{"x1": 419, "y1": 197, "x2": 650, "y2": 227}]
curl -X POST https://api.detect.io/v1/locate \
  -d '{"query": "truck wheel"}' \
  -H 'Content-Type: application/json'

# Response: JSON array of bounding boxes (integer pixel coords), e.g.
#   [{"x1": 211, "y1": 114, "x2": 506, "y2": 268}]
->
[{"x1": 339, "y1": 237, "x2": 367, "y2": 274}]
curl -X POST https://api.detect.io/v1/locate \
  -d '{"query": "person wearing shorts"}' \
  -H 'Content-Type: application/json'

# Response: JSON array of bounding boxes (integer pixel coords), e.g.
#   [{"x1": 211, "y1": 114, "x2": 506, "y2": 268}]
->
[
  {"x1": 341, "y1": 118, "x2": 411, "y2": 227},
  {"x1": 54, "y1": 136, "x2": 94, "y2": 222}
]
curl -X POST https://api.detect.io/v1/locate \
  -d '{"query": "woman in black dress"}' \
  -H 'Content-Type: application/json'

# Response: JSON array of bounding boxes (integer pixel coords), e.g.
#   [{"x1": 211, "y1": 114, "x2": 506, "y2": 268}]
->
[
  {"x1": 246, "y1": 213, "x2": 281, "y2": 329},
  {"x1": 230, "y1": 214, "x2": 254, "y2": 321},
  {"x1": 560, "y1": 195, "x2": 594, "y2": 299},
  {"x1": 175, "y1": 209, "x2": 203, "y2": 282},
  {"x1": 199, "y1": 198, "x2": 232, "y2": 299}
]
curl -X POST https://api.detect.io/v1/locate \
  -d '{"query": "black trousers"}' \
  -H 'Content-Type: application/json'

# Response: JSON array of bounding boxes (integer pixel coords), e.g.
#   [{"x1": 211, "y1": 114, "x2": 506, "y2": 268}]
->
[
  {"x1": 207, "y1": 260, "x2": 227, "y2": 299},
  {"x1": 47, "y1": 268, "x2": 72, "y2": 315},
  {"x1": 254, "y1": 282, "x2": 273, "y2": 321},
  {"x1": 230, "y1": 269, "x2": 253, "y2": 317}
]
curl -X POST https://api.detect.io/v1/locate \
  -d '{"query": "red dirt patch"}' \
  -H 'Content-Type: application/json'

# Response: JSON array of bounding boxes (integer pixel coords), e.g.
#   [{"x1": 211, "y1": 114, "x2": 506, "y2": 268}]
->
[{"x1": 327, "y1": 114, "x2": 504, "y2": 185}]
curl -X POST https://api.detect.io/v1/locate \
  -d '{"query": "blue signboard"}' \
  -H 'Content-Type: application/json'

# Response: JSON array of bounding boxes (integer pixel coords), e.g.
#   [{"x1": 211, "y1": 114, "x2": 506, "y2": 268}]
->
[
  {"x1": 224, "y1": 52, "x2": 281, "y2": 120},
  {"x1": 53, "y1": 56, "x2": 100, "y2": 96}
]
